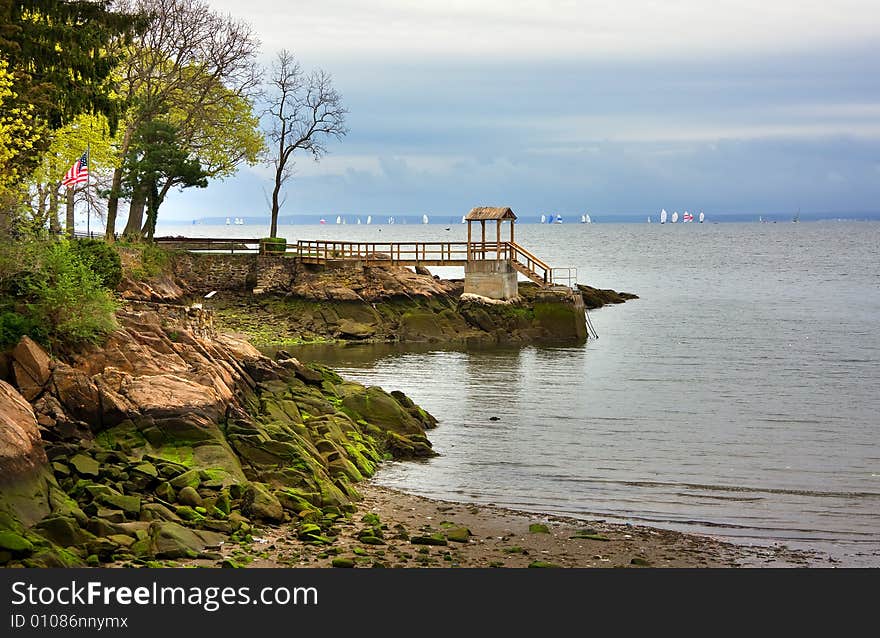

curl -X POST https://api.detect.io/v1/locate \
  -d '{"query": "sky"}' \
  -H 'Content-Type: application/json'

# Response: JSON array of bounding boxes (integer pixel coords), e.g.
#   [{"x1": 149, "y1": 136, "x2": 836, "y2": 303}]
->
[{"x1": 156, "y1": 0, "x2": 880, "y2": 223}]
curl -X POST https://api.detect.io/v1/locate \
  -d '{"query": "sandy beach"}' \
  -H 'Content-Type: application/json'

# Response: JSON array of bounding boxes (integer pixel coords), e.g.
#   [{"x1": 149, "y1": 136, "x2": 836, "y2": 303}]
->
[{"x1": 203, "y1": 481, "x2": 825, "y2": 569}]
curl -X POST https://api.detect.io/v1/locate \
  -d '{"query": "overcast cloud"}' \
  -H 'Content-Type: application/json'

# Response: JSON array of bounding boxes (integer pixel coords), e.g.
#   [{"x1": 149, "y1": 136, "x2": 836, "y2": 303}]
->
[{"x1": 156, "y1": 1, "x2": 880, "y2": 222}]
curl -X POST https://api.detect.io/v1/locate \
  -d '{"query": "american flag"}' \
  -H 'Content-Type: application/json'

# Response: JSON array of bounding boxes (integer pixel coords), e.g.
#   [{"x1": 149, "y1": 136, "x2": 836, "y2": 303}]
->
[{"x1": 61, "y1": 151, "x2": 89, "y2": 187}]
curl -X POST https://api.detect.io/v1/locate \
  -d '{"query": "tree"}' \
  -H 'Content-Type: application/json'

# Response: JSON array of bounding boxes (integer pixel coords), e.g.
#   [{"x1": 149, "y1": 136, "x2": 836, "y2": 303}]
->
[
  {"x1": 120, "y1": 120, "x2": 207, "y2": 240},
  {"x1": 104, "y1": 0, "x2": 261, "y2": 240},
  {"x1": 120, "y1": 79, "x2": 263, "y2": 238},
  {"x1": 0, "y1": 0, "x2": 141, "y2": 172},
  {"x1": 0, "y1": 0, "x2": 141, "y2": 233},
  {"x1": 26, "y1": 112, "x2": 121, "y2": 236},
  {"x1": 264, "y1": 49, "x2": 348, "y2": 239}
]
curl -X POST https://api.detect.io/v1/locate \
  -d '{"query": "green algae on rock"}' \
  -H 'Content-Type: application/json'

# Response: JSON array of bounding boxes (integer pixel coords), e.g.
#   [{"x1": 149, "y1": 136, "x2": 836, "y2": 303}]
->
[{"x1": 0, "y1": 306, "x2": 440, "y2": 568}]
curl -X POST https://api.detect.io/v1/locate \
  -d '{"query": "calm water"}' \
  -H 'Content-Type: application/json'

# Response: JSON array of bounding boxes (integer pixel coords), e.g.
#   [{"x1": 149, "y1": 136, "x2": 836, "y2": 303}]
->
[{"x1": 161, "y1": 219, "x2": 880, "y2": 566}]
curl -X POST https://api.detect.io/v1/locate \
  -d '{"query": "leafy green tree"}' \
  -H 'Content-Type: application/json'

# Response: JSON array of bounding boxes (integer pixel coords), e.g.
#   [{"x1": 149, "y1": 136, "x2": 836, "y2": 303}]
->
[
  {"x1": 121, "y1": 80, "x2": 263, "y2": 238},
  {"x1": 104, "y1": 0, "x2": 261, "y2": 240},
  {"x1": 121, "y1": 119, "x2": 207, "y2": 240},
  {"x1": 0, "y1": 0, "x2": 141, "y2": 234},
  {"x1": 27, "y1": 112, "x2": 121, "y2": 235},
  {"x1": 0, "y1": 0, "x2": 141, "y2": 170}
]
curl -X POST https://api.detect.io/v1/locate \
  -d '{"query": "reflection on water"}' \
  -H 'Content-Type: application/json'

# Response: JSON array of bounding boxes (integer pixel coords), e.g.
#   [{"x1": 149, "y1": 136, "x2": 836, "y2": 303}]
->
[{"x1": 256, "y1": 221, "x2": 880, "y2": 567}]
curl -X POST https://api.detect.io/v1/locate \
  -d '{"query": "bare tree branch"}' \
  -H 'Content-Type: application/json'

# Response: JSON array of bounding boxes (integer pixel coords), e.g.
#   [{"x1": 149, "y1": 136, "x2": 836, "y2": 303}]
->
[{"x1": 264, "y1": 49, "x2": 348, "y2": 238}]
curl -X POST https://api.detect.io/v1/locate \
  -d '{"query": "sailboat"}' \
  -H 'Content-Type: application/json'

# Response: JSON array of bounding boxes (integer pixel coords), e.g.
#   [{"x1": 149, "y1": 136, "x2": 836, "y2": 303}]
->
[
  {"x1": 554, "y1": 214, "x2": 563, "y2": 224},
  {"x1": 319, "y1": 218, "x2": 326, "y2": 224},
  {"x1": 366, "y1": 216, "x2": 372, "y2": 225},
  {"x1": 357, "y1": 217, "x2": 361, "y2": 224},
  {"x1": 581, "y1": 213, "x2": 591, "y2": 223},
  {"x1": 671, "y1": 211, "x2": 679, "y2": 223},
  {"x1": 234, "y1": 217, "x2": 244, "y2": 225},
  {"x1": 423, "y1": 214, "x2": 429, "y2": 224},
  {"x1": 648, "y1": 216, "x2": 651, "y2": 223},
  {"x1": 540, "y1": 214, "x2": 546, "y2": 224},
  {"x1": 461, "y1": 215, "x2": 466, "y2": 224},
  {"x1": 699, "y1": 211, "x2": 705, "y2": 223},
  {"x1": 660, "y1": 209, "x2": 667, "y2": 224},
  {"x1": 792, "y1": 209, "x2": 800, "y2": 223},
  {"x1": 225, "y1": 217, "x2": 231, "y2": 225},
  {"x1": 683, "y1": 211, "x2": 694, "y2": 223},
  {"x1": 336, "y1": 215, "x2": 342, "y2": 224}
]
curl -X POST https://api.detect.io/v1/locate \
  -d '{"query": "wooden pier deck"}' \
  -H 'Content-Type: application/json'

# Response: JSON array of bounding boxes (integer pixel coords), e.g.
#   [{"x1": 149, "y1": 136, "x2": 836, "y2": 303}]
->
[{"x1": 155, "y1": 237, "x2": 557, "y2": 286}]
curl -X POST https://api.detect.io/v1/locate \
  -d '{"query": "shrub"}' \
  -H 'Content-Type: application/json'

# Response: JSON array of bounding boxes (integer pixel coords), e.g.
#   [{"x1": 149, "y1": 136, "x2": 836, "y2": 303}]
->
[
  {"x1": 259, "y1": 237, "x2": 287, "y2": 254},
  {"x1": 70, "y1": 238, "x2": 123, "y2": 289},
  {"x1": 126, "y1": 243, "x2": 171, "y2": 280},
  {"x1": 0, "y1": 239, "x2": 118, "y2": 349},
  {"x1": 25, "y1": 241, "x2": 118, "y2": 345},
  {"x1": 0, "y1": 311, "x2": 46, "y2": 348}
]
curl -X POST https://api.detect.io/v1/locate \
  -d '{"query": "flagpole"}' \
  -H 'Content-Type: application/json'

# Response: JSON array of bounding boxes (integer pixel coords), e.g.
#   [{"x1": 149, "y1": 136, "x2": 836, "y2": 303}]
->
[{"x1": 86, "y1": 139, "x2": 91, "y2": 237}]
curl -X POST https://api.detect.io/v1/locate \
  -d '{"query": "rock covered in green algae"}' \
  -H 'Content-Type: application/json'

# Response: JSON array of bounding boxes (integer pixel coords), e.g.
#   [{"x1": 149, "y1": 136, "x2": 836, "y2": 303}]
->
[
  {"x1": 1, "y1": 306, "x2": 444, "y2": 567},
  {"x1": 528, "y1": 523, "x2": 550, "y2": 534}
]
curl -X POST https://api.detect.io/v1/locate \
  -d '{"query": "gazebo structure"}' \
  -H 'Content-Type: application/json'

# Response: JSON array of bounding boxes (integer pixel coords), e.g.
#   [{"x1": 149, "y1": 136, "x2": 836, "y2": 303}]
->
[{"x1": 463, "y1": 206, "x2": 520, "y2": 300}]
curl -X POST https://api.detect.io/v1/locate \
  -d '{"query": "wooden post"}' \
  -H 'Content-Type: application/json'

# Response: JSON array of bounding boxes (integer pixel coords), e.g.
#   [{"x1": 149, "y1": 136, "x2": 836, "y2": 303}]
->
[
  {"x1": 467, "y1": 220, "x2": 472, "y2": 261},
  {"x1": 510, "y1": 219, "x2": 515, "y2": 245},
  {"x1": 496, "y1": 219, "x2": 501, "y2": 262},
  {"x1": 480, "y1": 220, "x2": 486, "y2": 258}
]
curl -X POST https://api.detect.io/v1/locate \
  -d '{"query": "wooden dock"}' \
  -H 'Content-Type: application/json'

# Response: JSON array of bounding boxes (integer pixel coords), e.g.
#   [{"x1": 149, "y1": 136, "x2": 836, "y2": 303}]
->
[{"x1": 154, "y1": 237, "x2": 555, "y2": 286}]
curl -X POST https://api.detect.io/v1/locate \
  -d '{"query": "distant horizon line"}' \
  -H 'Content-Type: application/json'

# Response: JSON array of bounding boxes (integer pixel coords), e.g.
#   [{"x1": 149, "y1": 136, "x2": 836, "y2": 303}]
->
[{"x1": 170, "y1": 211, "x2": 880, "y2": 225}]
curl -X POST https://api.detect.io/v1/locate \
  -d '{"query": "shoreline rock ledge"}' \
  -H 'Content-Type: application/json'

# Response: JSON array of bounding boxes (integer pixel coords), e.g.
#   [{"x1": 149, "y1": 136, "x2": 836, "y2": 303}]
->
[{"x1": 0, "y1": 308, "x2": 437, "y2": 567}]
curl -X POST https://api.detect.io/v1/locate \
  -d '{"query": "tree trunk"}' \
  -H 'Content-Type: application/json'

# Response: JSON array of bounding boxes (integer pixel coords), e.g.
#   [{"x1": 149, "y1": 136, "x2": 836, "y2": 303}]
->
[
  {"x1": 141, "y1": 180, "x2": 173, "y2": 238},
  {"x1": 270, "y1": 165, "x2": 284, "y2": 238},
  {"x1": 105, "y1": 166, "x2": 123, "y2": 241},
  {"x1": 48, "y1": 185, "x2": 61, "y2": 234},
  {"x1": 123, "y1": 183, "x2": 147, "y2": 239},
  {"x1": 65, "y1": 187, "x2": 75, "y2": 237},
  {"x1": 105, "y1": 126, "x2": 133, "y2": 242},
  {"x1": 144, "y1": 184, "x2": 160, "y2": 241}
]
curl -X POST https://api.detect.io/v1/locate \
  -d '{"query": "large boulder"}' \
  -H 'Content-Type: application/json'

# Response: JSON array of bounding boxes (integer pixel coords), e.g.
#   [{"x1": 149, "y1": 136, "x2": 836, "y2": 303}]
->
[
  {"x1": 0, "y1": 380, "x2": 47, "y2": 476},
  {"x1": 52, "y1": 364, "x2": 101, "y2": 428},
  {"x1": 11, "y1": 336, "x2": 51, "y2": 400},
  {"x1": 339, "y1": 385, "x2": 427, "y2": 436},
  {"x1": 121, "y1": 374, "x2": 224, "y2": 422},
  {"x1": 0, "y1": 380, "x2": 53, "y2": 528},
  {"x1": 149, "y1": 521, "x2": 222, "y2": 559}
]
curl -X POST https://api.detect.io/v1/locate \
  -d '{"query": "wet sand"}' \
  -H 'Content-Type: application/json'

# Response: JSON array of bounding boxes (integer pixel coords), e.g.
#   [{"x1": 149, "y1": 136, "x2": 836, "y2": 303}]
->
[{"x1": 209, "y1": 481, "x2": 825, "y2": 569}]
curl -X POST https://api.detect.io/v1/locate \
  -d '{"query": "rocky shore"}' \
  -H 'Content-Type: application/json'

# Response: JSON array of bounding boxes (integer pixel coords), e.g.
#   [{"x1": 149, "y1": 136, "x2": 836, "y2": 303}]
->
[
  {"x1": 0, "y1": 308, "x2": 438, "y2": 568},
  {"x1": 15, "y1": 248, "x2": 809, "y2": 571}
]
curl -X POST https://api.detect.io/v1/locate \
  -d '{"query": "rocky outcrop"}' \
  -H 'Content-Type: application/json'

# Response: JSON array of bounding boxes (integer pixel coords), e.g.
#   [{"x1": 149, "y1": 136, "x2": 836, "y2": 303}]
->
[
  {"x1": 0, "y1": 306, "x2": 438, "y2": 568},
  {"x1": 577, "y1": 284, "x2": 639, "y2": 309}
]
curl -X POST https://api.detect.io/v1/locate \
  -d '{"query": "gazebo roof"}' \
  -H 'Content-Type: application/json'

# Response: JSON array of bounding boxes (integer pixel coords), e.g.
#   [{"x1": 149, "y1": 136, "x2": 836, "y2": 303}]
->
[{"x1": 465, "y1": 206, "x2": 517, "y2": 221}]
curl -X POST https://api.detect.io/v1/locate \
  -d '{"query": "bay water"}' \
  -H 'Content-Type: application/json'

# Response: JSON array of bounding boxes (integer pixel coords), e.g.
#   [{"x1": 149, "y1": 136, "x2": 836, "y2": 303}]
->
[{"x1": 160, "y1": 219, "x2": 880, "y2": 566}]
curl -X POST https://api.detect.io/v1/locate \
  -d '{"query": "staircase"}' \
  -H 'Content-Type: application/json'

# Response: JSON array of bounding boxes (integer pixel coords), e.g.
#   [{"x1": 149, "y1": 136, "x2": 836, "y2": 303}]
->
[{"x1": 508, "y1": 242, "x2": 552, "y2": 286}]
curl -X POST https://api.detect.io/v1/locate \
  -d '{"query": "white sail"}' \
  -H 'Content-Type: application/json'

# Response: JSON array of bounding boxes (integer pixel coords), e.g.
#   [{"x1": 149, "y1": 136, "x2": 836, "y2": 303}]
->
[
  {"x1": 357, "y1": 217, "x2": 361, "y2": 224},
  {"x1": 367, "y1": 216, "x2": 372, "y2": 224},
  {"x1": 586, "y1": 213, "x2": 591, "y2": 223},
  {"x1": 699, "y1": 211, "x2": 705, "y2": 223},
  {"x1": 423, "y1": 214, "x2": 429, "y2": 224},
  {"x1": 648, "y1": 216, "x2": 651, "y2": 223},
  {"x1": 581, "y1": 214, "x2": 586, "y2": 223},
  {"x1": 660, "y1": 209, "x2": 667, "y2": 224},
  {"x1": 555, "y1": 214, "x2": 563, "y2": 224},
  {"x1": 671, "y1": 211, "x2": 679, "y2": 223},
  {"x1": 461, "y1": 215, "x2": 466, "y2": 223},
  {"x1": 225, "y1": 217, "x2": 231, "y2": 225}
]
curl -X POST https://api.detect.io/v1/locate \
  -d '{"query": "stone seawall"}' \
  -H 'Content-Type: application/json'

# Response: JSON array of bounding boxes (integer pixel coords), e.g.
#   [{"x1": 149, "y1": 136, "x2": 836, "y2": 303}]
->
[{"x1": 170, "y1": 253, "x2": 260, "y2": 293}]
